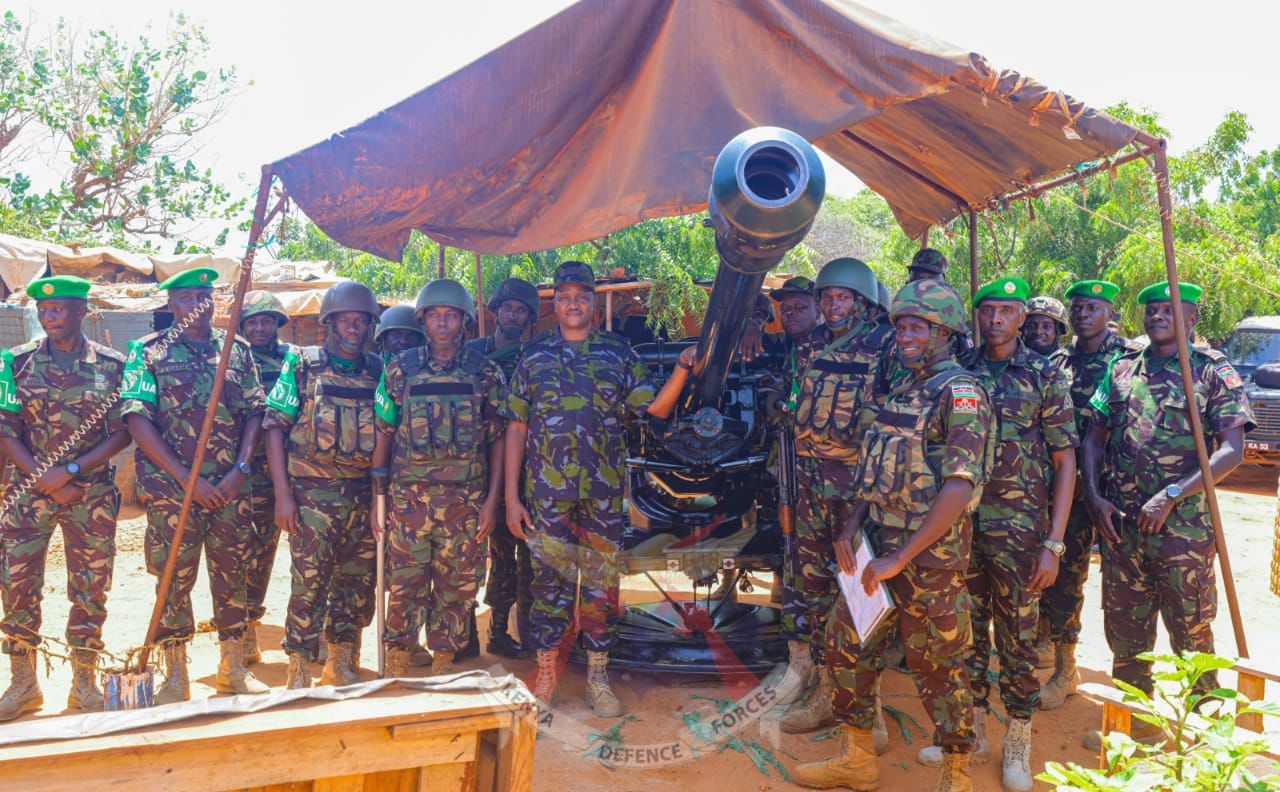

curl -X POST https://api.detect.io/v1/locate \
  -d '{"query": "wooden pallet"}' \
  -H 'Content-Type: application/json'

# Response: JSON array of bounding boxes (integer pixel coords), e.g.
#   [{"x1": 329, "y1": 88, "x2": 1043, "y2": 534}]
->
[{"x1": 0, "y1": 687, "x2": 536, "y2": 792}]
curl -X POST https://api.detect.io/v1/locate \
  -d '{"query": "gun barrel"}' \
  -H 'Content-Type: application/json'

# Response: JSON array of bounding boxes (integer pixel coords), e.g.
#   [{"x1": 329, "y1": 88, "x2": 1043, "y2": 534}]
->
[{"x1": 685, "y1": 127, "x2": 825, "y2": 409}]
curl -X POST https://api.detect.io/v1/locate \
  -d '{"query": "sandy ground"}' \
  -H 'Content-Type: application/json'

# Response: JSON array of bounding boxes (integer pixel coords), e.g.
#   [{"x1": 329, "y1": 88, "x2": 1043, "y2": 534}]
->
[{"x1": 14, "y1": 465, "x2": 1280, "y2": 791}]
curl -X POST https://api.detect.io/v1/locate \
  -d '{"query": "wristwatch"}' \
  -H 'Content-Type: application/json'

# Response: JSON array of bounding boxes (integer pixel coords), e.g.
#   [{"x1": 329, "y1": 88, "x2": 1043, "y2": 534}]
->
[
  {"x1": 1041, "y1": 539, "x2": 1066, "y2": 557},
  {"x1": 1164, "y1": 483, "x2": 1183, "y2": 501},
  {"x1": 233, "y1": 461, "x2": 252, "y2": 475},
  {"x1": 65, "y1": 461, "x2": 81, "y2": 478}
]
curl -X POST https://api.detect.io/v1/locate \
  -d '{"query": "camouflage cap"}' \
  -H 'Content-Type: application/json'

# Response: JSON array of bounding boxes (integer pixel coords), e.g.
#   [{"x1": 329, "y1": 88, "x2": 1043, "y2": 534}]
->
[
  {"x1": 908, "y1": 248, "x2": 948, "y2": 275},
  {"x1": 240, "y1": 290, "x2": 289, "y2": 327},
  {"x1": 1026, "y1": 295, "x2": 1068, "y2": 333},
  {"x1": 553, "y1": 260, "x2": 595, "y2": 291},
  {"x1": 889, "y1": 278, "x2": 968, "y2": 333},
  {"x1": 770, "y1": 275, "x2": 816, "y2": 301}
]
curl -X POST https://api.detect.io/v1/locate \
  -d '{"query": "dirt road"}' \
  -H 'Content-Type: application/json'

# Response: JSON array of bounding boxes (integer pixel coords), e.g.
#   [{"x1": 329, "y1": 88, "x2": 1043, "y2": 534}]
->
[{"x1": 17, "y1": 466, "x2": 1280, "y2": 791}]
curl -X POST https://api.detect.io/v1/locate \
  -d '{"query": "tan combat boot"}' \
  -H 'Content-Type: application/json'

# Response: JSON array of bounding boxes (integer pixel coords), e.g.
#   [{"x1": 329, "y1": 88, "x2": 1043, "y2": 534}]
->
[
  {"x1": 411, "y1": 640, "x2": 433, "y2": 667},
  {"x1": 531, "y1": 650, "x2": 558, "y2": 705},
  {"x1": 67, "y1": 649, "x2": 104, "y2": 711},
  {"x1": 585, "y1": 651, "x2": 623, "y2": 718},
  {"x1": 384, "y1": 646, "x2": 411, "y2": 679},
  {"x1": 318, "y1": 642, "x2": 359, "y2": 687},
  {"x1": 154, "y1": 642, "x2": 190, "y2": 705},
  {"x1": 1039, "y1": 641, "x2": 1080, "y2": 710},
  {"x1": 782, "y1": 667, "x2": 835, "y2": 733},
  {"x1": 936, "y1": 752, "x2": 972, "y2": 792},
  {"x1": 243, "y1": 620, "x2": 262, "y2": 665},
  {"x1": 1033, "y1": 617, "x2": 1053, "y2": 669},
  {"x1": 918, "y1": 707, "x2": 990, "y2": 766},
  {"x1": 871, "y1": 675, "x2": 889, "y2": 755},
  {"x1": 0, "y1": 650, "x2": 42, "y2": 722},
  {"x1": 215, "y1": 636, "x2": 270, "y2": 695},
  {"x1": 766, "y1": 640, "x2": 815, "y2": 707},
  {"x1": 430, "y1": 650, "x2": 455, "y2": 676},
  {"x1": 1001, "y1": 717, "x2": 1033, "y2": 792},
  {"x1": 792, "y1": 724, "x2": 880, "y2": 790},
  {"x1": 285, "y1": 652, "x2": 311, "y2": 689}
]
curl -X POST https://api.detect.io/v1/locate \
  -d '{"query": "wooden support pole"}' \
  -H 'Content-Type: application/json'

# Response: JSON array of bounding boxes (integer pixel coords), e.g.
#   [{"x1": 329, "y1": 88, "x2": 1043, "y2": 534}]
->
[
  {"x1": 137, "y1": 165, "x2": 274, "y2": 671},
  {"x1": 968, "y1": 210, "x2": 979, "y2": 328},
  {"x1": 437, "y1": 245, "x2": 447, "y2": 279},
  {"x1": 474, "y1": 252, "x2": 486, "y2": 337},
  {"x1": 1149, "y1": 139, "x2": 1248, "y2": 658}
]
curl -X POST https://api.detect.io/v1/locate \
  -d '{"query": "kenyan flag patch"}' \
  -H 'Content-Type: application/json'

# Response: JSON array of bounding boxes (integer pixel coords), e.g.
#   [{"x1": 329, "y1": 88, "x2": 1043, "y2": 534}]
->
[
  {"x1": 951, "y1": 382, "x2": 979, "y2": 414},
  {"x1": 1214, "y1": 360, "x2": 1243, "y2": 389}
]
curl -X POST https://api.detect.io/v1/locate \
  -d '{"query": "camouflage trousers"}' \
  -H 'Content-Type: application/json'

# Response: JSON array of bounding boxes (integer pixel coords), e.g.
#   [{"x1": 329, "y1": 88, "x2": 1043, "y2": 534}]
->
[
  {"x1": 1100, "y1": 518, "x2": 1217, "y2": 695},
  {"x1": 794, "y1": 455, "x2": 856, "y2": 661},
  {"x1": 829, "y1": 548, "x2": 975, "y2": 753},
  {"x1": 484, "y1": 505, "x2": 533, "y2": 643},
  {"x1": 144, "y1": 485, "x2": 251, "y2": 643},
  {"x1": 527, "y1": 497, "x2": 623, "y2": 653},
  {"x1": 384, "y1": 481, "x2": 485, "y2": 653},
  {"x1": 1040, "y1": 498, "x2": 1093, "y2": 644},
  {"x1": 962, "y1": 523, "x2": 1041, "y2": 719},
  {"x1": 1, "y1": 478, "x2": 119, "y2": 653},
  {"x1": 779, "y1": 531, "x2": 809, "y2": 643},
  {"x1": 246, "y1": 471, "x2": 281, "y2": 623},
  {"x1": 283, "y1": 476, "x2": 375, "y2": 661}
]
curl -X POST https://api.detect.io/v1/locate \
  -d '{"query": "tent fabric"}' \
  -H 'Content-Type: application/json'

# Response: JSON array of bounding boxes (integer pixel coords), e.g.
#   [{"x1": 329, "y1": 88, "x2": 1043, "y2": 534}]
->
[
  {"x1": 48, "y1": 247, "x2": 154, "y2": 281},
  {"x1": 0, "y1": 234, "x2": 64, "y2": 293},
  {"x1": 271, "y1": 0, "x2": 1140, "y2": 260}
]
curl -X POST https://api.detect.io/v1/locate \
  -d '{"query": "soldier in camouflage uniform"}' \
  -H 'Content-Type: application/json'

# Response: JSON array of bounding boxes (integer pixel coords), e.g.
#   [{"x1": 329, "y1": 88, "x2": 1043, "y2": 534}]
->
[
  {"x1": 1021, "y1": 296, "x2": 1068, "y2": 357},
  {"x1": 373, "y1": 279, "x2": 506, "y2": 677},
  {"x1": 782, "y1": 258, "x2": 895, "y2": 735},
  {"x1": 921, "y1": 278, "x2": 1075, "y2": 792},
  {"x1": 263, "y1": 281, "x2": 382, "y2": 689},
  {"x1": 908, "y1": 249, "x2": 972, "y2": 355},
  {"x1": 375, "y1": 304, "x2": 425, "y2": 363},
  {"x1": 122, "y1": 267, "x2": 268, "y2": 702},
  {"x1": 0, "y1": 276, "x2": 130, "y2": 720},
  {"x1": 502, "y1": 261, "x2": 655, "y2": 717},
  {"x1": 1039, "y1": 280, "x2": 1143, "y2": 709},
  {"x1": 795, "y1": 279, "x2": 992, "y2": 792},
  {"x1": 1082, "y1": 281, "x2": 1252, "y2": 710},
  {"x1": 238, "y1": 290, "x2": 293, "y2": 664},
  {"x1": 465, "y1": 277, "x2": 540, "y2": 659}
]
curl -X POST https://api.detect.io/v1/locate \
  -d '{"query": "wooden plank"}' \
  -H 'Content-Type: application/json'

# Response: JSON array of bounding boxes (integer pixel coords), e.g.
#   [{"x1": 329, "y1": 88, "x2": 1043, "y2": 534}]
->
[
  {"x1": 314, "y1": 776, "x2": 365, "y2": 792},
  {"x1": 240, "y1": 784, "x2": 312, "y2": 792},
  {"x1": 497, "y1": 710, "x2": 538, "y2": 792},
  {"x1": 418, "y1": 762, "x2": 475, "y2": 792},
  {"x1": 362, "y1": 768, "x2": 420, "y2": 792},
  {"x1": 1238, "y1": 669, "x2": 1268, "y2": 733},
  {"x1": 388, "y1": 713, "x2": 511, "y2": 741},
  {"x1": 1235, "y1": 659, "x2": 1280, "y2": 683},
  {"x1": 474, "y1": 732, "x2": 499, "y2": 792},
  {"x1": 1099, "y1": 702, "x2": 1131, "y2": 770}
]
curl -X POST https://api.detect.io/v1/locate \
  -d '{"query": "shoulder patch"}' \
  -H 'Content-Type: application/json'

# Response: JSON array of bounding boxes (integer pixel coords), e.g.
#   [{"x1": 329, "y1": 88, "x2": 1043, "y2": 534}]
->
[
  {"x1": 1213, "y1": 358, "x2": 1244, "y2": 389},
  {"x1": 138, "y1": 331, "x2": 165, "y2": 346},
  {"x1": 950, "y1": 381, "x2": 980, "y2": 414},
  {"x1": 10, "y1": 340, "x2": 40, "y2": 357},
  {"x1": 92, "y1": 341, "x2": 127, "y2": 364}
]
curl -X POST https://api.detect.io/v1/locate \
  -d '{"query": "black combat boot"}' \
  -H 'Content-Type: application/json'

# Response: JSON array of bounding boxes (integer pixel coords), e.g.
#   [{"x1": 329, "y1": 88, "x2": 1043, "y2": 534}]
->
[
  {"x1": 456, "y1": 606, "x2": 481, "y2": 661},
  {"x1": 486, "y1": 606, "x2": 530, "y2": 659}
]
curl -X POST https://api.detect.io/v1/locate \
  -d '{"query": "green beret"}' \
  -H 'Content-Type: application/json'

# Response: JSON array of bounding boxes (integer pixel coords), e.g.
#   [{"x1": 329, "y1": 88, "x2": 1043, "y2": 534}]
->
[
  {"x1": 26, "y1": 275, "x2": 91, "y2": 301},
  {"x1": 1137, "y1": 281, "x2": 1203, "y2": 305},
  {"x1": 157, "y1": 267, "x2": 219, "y2": 291},
  {"x1": 973, "y1": 277, "x2": 1029, "y2": 305},
  {"x1": 1064, "y1": 280, "x2": 1119, "y2": 303}
]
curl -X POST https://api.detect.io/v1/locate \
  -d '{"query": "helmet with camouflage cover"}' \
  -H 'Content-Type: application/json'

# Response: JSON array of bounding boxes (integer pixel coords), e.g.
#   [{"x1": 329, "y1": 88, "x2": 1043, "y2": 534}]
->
[
  {"x1": 889, "y1": 278, "x2": 968, "y2": 333},
  {"x1": 240, "y1": 290, "x2": 288, "y2": 328},
  {"x1": 414, "y1": 278, "x2": 476, "y2": 322},
  {"x1": 487, "y1": 277, "x2": 540, "y2": 316},
  {"x1": 815, "y1": 257, "x2": 879, "y2": 304},
  {"x1": 374, "y1": 304, "x2": 425, "y2": 342},
  {"x1": 319, "y1": 281, "x2": 380, "y2": 324},
  {"x1": 1026, "y1": 295, "x2": 1068, "y2": 334}
]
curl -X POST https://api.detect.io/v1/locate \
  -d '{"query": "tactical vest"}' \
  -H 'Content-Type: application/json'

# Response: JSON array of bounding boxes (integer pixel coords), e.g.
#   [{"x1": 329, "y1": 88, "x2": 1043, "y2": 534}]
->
[
  {"x1": 393, "y1": 346, "x2": 489, "y2": 483},
  {"x1": 854, "y1": 367, "x2": 989, "y2": 531},
  {"x1": 793, "y1": 318, "x2": 890, "y2": 460},
  {"x1": 285, "y1": 347, "x2": 381, "y2": 476}
]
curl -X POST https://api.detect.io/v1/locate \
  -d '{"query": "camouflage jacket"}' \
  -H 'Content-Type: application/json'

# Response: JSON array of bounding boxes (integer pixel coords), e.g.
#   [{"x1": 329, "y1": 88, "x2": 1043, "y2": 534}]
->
[
  {"x1": 794, "y1": 314, "x2": 895, "y2": 461},
  {"x1": 1086, "y1": 346, "x2": 1255, "y2": 529},
  {"x1": 0, "y1": 337, "x2": 127, "y2": 485},
  {"x1": 502, "y1": 328, "x2": 655, "y2": 503},
  {"x1": 249, "y1": 340, "x2": 294, "y2": 471},
  {"x1": 1050, "y1": 330, "x2": 1142, "y2": 439},
  {"x1": 962, "y1": 341, "x2": 1077, "y2": 533},
  {"x1": 464, "y1": 334, "x2": 531, "y2": 383},
  {"x1": 263, "y1": 347, "x2": 382, "y2": 479},
  {"x1": 375, "y1": 345, "x2": 505, "y2": 484},
  {"x1": 121, "y1": 329, "x2": 265, "y2": 497},
  {"x1": 855, "y1": 359, "x2": 993, "y2": 569}
]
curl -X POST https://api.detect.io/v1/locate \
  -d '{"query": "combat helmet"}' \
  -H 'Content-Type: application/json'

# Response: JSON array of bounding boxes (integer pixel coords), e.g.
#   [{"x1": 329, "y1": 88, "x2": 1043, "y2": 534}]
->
[
  {"x1": 374, "y1": 304, "x2": 424, "y2": 342},
  {"x1": 319, "y1": 281, "x2": 380, "y2": 324},
  {"x1": 889, "y1": 279, "x2": 969, "y2": 333},
  {"x1": 240, "y1": 290, "x2": 288, "y2": 327},
  {"x1": 1026, "y1": 296, "x2": 1069, "y2": 335},
  {"x1": 875, "y1": 281, "x2": 891, "y2": 310},
  {"x1": 487, "y1": 277, "x2": 540, "y2": 316},
  {"x1": 415, "y1": 278, "x2": 476, "y2": 322},
  {"x1": 815, "y1": 257, "x2": 879, "y2": 305}
]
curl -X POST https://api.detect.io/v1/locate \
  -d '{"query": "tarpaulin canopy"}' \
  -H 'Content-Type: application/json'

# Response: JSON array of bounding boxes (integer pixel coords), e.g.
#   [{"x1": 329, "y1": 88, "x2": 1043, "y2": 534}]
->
[{"x1": 271, "y1": 0, "x2": 1140, "y2": 260}]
